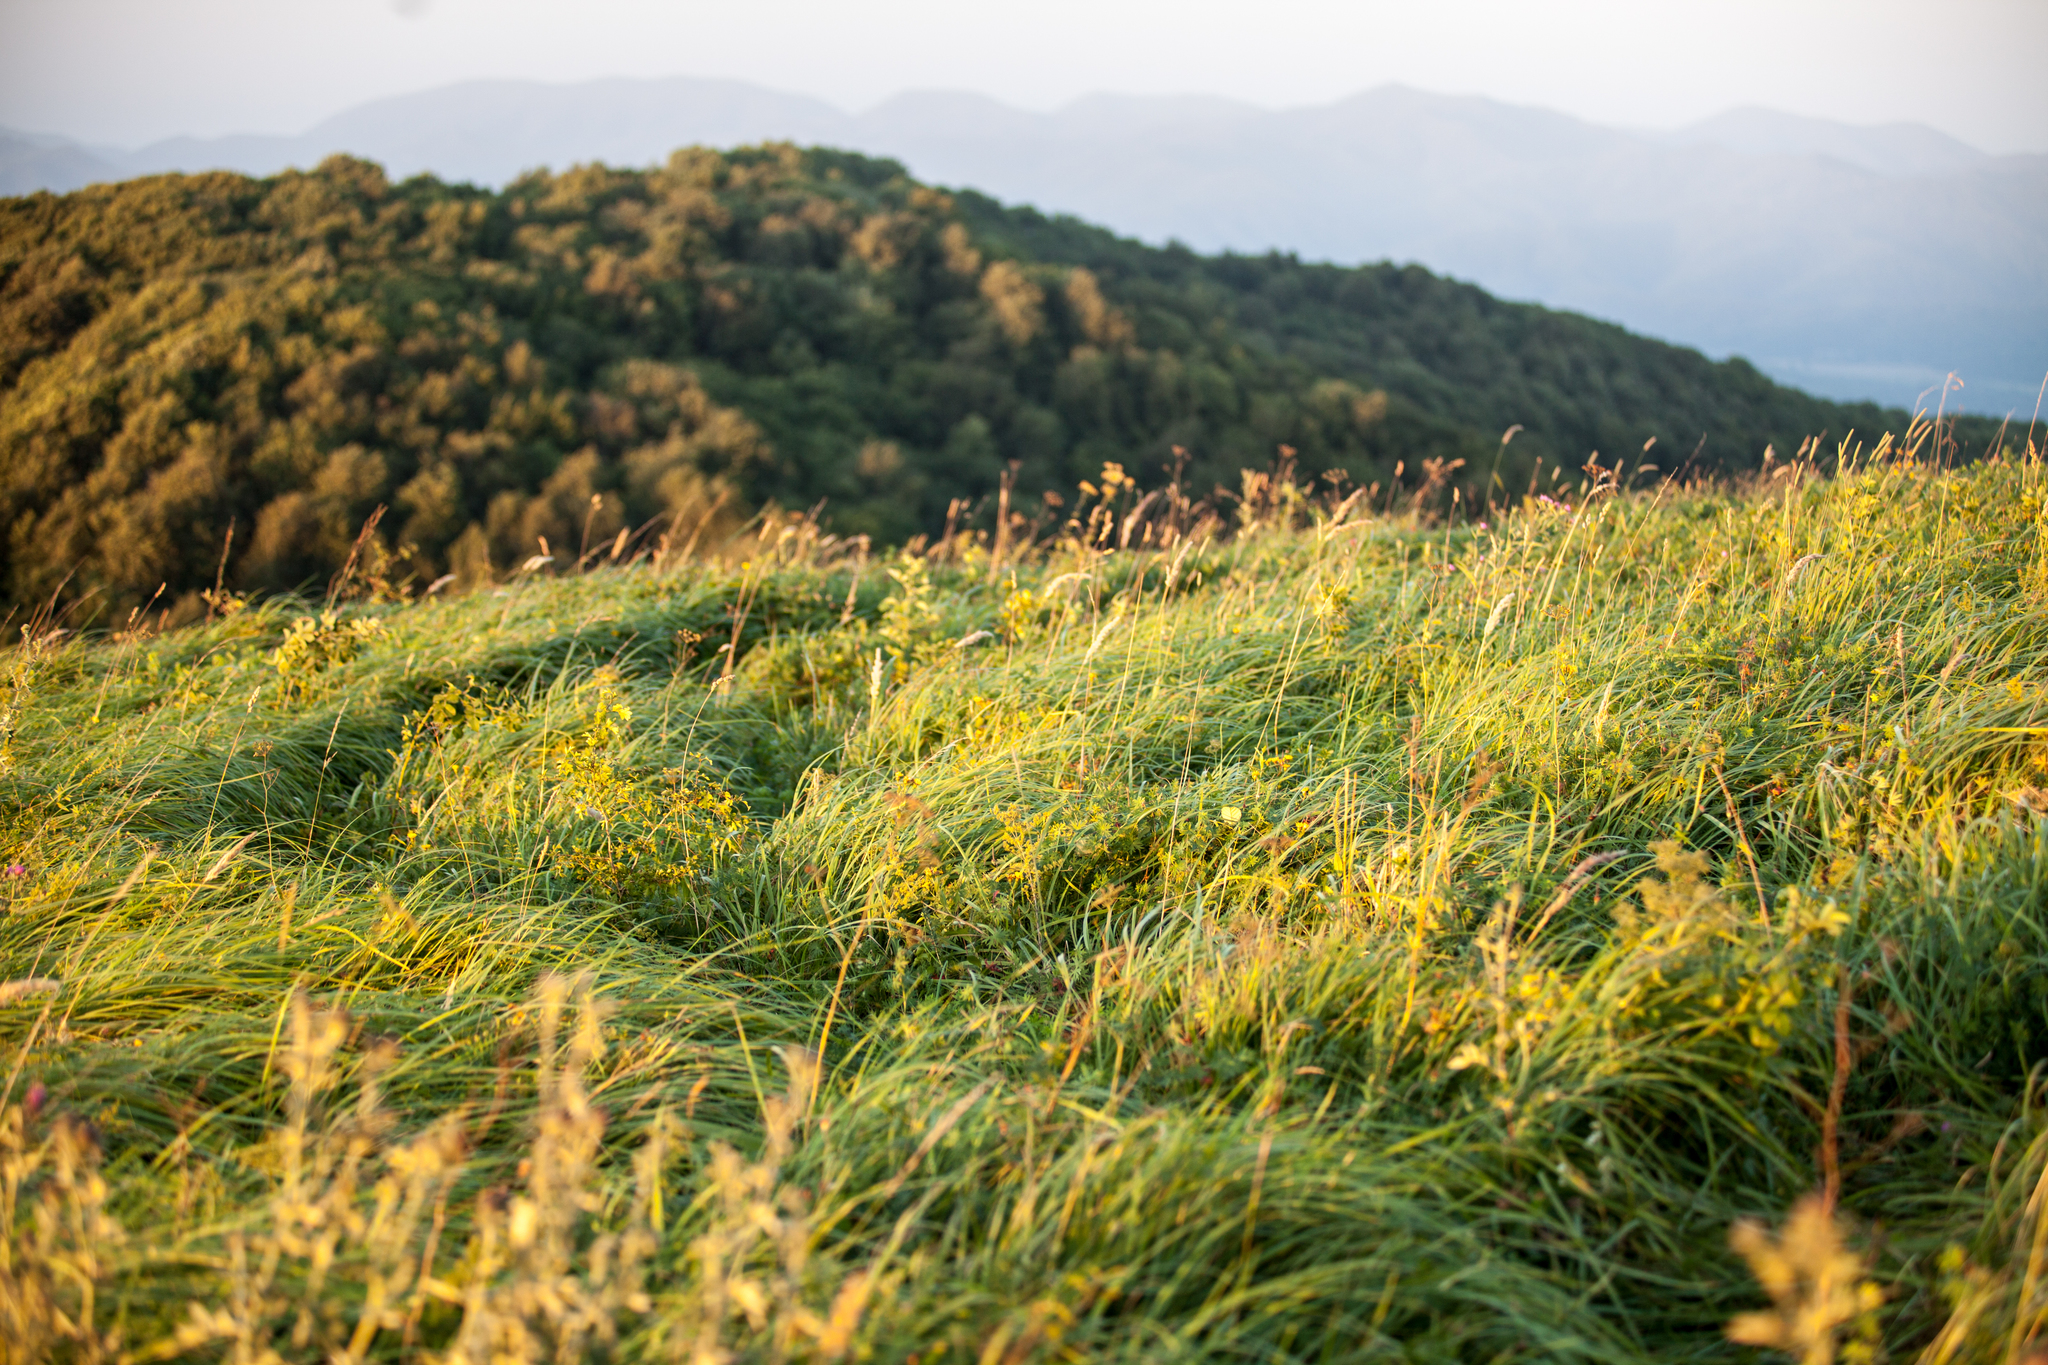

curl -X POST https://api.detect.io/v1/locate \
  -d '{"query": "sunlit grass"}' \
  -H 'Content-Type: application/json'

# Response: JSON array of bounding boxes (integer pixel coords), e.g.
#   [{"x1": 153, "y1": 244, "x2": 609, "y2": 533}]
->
[{"x1": 5, "y1": 436, "x2": 2048, "y2": 1361}]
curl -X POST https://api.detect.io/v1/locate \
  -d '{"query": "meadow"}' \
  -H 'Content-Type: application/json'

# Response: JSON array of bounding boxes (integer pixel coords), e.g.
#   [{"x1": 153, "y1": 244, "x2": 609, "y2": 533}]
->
[{"x1": 5, "y1": 430, "x2": 2048, "y2": 1362}]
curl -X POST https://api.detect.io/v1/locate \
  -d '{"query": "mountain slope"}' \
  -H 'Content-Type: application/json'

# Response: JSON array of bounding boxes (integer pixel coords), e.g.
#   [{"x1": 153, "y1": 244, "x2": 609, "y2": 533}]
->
[
  {"x1": 5, "y1": 76, "x2": 2041, "y2": 413},
  {"x1": 0, "y1": 148, "x2": 1980, "y2": 619},
  {"x1": 858, "y1": 86, "x2": 2047, "y2": 415}
]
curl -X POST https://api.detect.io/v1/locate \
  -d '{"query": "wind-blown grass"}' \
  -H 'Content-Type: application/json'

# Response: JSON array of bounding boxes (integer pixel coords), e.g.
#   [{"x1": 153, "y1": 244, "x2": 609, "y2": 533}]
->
[{"x1": 5, "y1": 437, "x2": 2048, "y2": 1361}]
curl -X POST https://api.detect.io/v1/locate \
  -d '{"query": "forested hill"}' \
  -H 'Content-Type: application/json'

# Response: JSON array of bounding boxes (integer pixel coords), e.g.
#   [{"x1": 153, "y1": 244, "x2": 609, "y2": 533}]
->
[{"x1": 0, "y1": 145, "x2": 1968, "y2": 618}]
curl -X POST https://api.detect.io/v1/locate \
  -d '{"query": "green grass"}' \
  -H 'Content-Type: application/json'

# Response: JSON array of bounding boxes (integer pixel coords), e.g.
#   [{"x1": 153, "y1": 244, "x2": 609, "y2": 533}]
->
[{"x1": 6, "y1": 438, "x2": 2048, "y2": 1362}]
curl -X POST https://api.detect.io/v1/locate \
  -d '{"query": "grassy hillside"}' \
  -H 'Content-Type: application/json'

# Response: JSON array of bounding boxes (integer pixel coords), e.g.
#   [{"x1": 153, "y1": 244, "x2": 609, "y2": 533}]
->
[
  {"x1": 0, "y1": 146, "x2": 1990, "y2": 624},
  {"x1": 4, "y1": 435, "x2": 2047, "y2": 1360}
]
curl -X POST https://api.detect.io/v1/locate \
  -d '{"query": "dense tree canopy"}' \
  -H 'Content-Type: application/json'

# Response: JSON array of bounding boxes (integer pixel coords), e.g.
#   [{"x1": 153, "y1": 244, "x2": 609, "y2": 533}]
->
[{"x1": 0, "y1": 144, "x2": 1959, "y2": 619}]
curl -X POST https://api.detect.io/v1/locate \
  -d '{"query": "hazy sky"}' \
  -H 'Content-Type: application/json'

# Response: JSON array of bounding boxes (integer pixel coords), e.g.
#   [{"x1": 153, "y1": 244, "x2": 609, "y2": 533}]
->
[{"x1": 4, "y1": 0, "x2": 2045, "y2": 153}]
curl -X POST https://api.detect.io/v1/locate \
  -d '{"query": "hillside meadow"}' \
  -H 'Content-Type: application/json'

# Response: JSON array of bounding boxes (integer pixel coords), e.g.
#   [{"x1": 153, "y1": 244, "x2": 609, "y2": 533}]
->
[{"x1": 4, "y1": 432, "x2": 2048, "y2": 1362}]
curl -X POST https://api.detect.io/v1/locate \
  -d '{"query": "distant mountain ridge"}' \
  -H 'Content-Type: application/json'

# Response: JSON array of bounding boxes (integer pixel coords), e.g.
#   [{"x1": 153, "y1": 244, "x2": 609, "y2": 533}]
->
[
  {"x1": 4, "y1": 76, "x2": 2043, "y2": 414},
  {"x1": 1652, "y1": 105, "x2": 2001, "y2": 178}
]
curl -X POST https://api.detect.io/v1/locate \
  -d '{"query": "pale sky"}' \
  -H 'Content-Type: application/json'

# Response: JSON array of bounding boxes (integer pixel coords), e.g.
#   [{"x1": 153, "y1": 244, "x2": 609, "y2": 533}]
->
[{"x1": 4, "y1": 0, "x2": 2045, "y2": 153}]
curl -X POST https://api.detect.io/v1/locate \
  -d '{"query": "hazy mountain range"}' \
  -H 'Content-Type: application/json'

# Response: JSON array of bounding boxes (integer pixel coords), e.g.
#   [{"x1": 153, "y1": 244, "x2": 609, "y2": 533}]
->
[{"x1": 5, "y1": 76, "x2": 2042, "y2": 415}]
